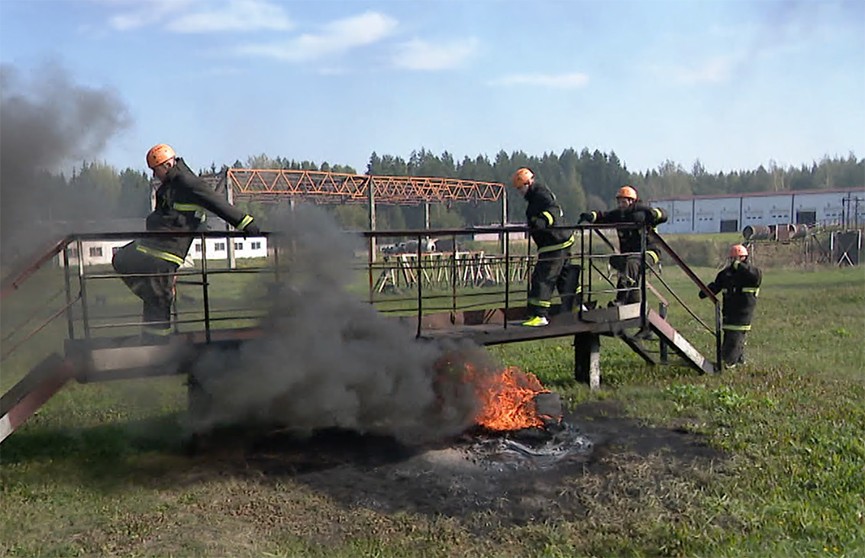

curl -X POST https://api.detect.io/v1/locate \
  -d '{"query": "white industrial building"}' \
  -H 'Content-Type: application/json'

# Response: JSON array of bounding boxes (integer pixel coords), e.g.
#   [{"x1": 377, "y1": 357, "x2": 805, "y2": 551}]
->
[
  {"x1": 651, "y1": 188, "x2": 865, "y2": 235},
  {"x1": 60, "y1": 236, "x2": 268, "y2": 267}
]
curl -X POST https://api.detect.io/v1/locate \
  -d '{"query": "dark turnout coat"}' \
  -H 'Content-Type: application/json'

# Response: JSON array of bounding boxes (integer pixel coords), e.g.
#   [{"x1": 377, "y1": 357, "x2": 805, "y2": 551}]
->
[
  {"x1": 140, "y1": 158, "x2": 255, "y2": 265},
  {"x1": 523, "y1": 182, "x2": 574, "y2": 254},
  {"x1": 702, "y1": 260, "x2": 762, "y2": 330},
  {"x1": 586, "y1": 201, "x2": 668, "y2": 257}
]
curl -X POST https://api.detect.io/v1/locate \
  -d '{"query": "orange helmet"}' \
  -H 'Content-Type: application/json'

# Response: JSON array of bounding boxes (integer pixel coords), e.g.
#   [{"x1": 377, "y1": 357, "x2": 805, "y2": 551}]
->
[
  {"x1": 146, "y1": 143, "x2": 176, "y2": 169},
  {"x1": 616, "y1": 185, "x2": 637, "y2": 200},
  {"x1": 512, "y1": 167, "x2": 534, "y2": 188},
  {"x1": 729, "y1": 244, "x2": 748, "y2": 258}
]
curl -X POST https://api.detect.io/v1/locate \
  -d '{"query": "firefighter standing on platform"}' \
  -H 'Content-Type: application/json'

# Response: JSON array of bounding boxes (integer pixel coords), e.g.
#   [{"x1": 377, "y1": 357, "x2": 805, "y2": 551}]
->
[
  {"x1": 512, "y1": 167, "x2": 578, "y2": 327},
  {"x1": 699, "y1": 244, "x2": 762, "y2": 367},
  {"x1": 579, "y1": 185, "x2": 667, "y2": 305},
  {"x1": 112, "y1": 144, "x2": 261, "y2": 342}
]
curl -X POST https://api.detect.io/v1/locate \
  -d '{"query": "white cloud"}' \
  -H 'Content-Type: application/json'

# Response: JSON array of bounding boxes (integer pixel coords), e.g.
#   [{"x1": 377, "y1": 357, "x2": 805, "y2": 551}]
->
[
  {"x1": 392, "y1": 38, "x2": 479, "y2": 71},
  {"x1": 236, "y1": 11, "x2": 397, "y2": 62},
  {"x1": 670, "y1": 55, "x2": 735, "y2": 85},
  {"x1": 169, "y1": 0, "x2": 293, "y2": 33},
  {"x1": 104, "y1": 0, "x2": 292, "y2": 33},
  {"x1": 490, "y1": 72, "x2": 590, "y2": 89},
  {"x1": 105, "y1": 0, "x2": 187, "y2": 31}
]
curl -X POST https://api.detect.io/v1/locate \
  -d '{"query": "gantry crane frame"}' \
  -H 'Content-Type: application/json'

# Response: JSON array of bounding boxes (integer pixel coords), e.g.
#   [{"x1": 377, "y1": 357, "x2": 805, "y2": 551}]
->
[
  {"x1": 203, "y1": 168, "x2": 509, "y2": 261},
  {"x1": 217, "y1": 169, "x2": 506, "y2": 206}
]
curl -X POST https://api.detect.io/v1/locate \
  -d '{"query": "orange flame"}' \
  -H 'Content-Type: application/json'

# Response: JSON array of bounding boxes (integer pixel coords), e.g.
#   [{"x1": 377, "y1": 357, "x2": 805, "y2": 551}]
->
[{"x1": 465, "y1": 364, "x2": 550, "y2": 431}]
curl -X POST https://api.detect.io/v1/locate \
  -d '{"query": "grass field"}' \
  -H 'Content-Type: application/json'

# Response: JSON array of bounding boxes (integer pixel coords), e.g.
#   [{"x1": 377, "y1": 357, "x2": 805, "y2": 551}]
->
[{"x1": 1, "y1": 262, "x2": 864, "y2": 557}]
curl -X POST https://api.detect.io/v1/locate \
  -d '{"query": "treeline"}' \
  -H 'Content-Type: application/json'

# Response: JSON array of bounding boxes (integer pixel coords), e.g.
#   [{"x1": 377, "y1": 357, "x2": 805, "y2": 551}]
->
[
  {"x1": 230, "y1": 148, "x2": 863, "y2": 230},
  {"x1": 41, "y1": 149, "x2": 865, "y2": 232}
]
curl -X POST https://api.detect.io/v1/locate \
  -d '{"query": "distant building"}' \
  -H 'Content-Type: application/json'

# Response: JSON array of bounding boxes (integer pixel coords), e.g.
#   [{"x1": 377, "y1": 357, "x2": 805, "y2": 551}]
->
[
  {"x1": 53, "y1": 219, "x2": 267, "y2": 267},
  {"x1": 651, "y1": 188, "x2": 865, "y2": 235}
]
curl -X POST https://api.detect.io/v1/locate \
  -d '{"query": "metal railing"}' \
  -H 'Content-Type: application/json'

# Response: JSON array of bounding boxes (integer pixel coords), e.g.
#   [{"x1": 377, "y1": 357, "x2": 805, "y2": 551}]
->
[{"x1": 1, "y1": 224, "x2": 723, "y2": 369}]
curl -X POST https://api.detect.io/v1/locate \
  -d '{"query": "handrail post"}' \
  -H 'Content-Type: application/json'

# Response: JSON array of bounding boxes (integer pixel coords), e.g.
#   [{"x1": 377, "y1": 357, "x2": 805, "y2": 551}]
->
[
  {"x1": 640, "y1": 225, "x2": 648, "y2": 329},
  {"x1": 450, "y1": 233, "x2": 457, "y2": 323},
  {"x1": 416, "y1": 233, "x2": 423, "y2": 338},
  {"x1": 76, "y1": 238, "x2": 91, "y2": 340},
  {"x1": 504, "y1": 228, "x2": 510, "y2": 328},
  {"x1": 62, "y1": 242, "x2": 75, "y2": 340},
  {"x1": 715, "y1": 302, "x2": 723, "y2": 372},
  {"x1": 659, "y1": 302, "x2": 669, "y2": 363},
  {"x1": 200, "y1": 233, "x2": 211, "y2": 343}
]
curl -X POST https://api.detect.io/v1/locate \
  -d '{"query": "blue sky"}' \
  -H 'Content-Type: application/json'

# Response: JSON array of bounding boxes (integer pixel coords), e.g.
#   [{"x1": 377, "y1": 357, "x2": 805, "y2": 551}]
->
[{"x1": 1, "y1": 0, "x2": 863, "y2": 176}]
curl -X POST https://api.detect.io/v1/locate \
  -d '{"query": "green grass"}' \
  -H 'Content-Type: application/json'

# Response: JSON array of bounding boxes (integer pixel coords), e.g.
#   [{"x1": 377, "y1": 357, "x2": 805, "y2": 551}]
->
[{"x1": 2, "y1": 262, "x2": 864, "y2": 557}]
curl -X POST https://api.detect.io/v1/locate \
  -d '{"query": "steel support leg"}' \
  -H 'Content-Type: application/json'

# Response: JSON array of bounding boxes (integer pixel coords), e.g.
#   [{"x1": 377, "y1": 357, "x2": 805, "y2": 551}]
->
[{"x1": 574, "y1": 333, "x2": 601, "y2": 389}]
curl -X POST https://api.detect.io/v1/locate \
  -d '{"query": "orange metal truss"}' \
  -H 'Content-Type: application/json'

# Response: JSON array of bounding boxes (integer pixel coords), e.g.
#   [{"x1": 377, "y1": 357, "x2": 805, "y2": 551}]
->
[{"x1": 225, "y1": 169, "x2": 505, "y2": 205}]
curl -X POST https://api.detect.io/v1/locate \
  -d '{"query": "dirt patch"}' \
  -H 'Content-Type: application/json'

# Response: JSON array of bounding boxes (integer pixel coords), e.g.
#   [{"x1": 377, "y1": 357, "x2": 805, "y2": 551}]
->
[{"x1": 201, "y1": 400, "x2": 726, "y2": 527}]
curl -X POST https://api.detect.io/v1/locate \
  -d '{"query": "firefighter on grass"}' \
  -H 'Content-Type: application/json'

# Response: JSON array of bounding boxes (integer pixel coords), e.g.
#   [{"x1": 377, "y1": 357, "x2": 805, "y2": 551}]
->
[
  {"x1": 579, "y1": 185, "x2": 667, "y2": 306},
  {"x1": 699, "y1": 244, "x2": 762, "y2": 367},
  {"x1": 512, "y1": 167, "x2": 580, "y2": 327},
  {"x1": 112, "y1": 144, "x2": 261, "y2": 342}
]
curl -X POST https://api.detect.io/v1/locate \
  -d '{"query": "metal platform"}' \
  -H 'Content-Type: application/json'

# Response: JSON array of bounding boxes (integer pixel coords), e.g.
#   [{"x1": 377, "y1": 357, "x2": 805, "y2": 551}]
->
[{"x1": 416, "y1": 304, "x2": 644, "y2": 346}]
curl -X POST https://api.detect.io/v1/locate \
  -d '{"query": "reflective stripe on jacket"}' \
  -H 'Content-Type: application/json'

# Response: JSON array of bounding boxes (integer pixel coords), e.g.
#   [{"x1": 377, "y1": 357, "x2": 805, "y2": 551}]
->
[
  {"x1": 706, "y1": 261, "x2": 762, "y2": 328},
  {"x1": 141, "y1": 158, "x2": 255, "y2": 261},
  {"x1": 523, "y1": 182, "x2": 573, "y2": 252}
]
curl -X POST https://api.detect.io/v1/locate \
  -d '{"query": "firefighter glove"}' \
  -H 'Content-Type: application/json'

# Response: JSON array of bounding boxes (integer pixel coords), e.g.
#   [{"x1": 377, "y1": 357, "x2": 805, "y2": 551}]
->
[
  {"x1": 578, "y1": 212, "x2": 593, "y2": 224},
  {"x1": 631, "y1": 210, "x2": 646, "y2": 224},
  {"x1": 698, "y1": 290, "x2": 708, "y2": 299},
  {"x1": 529, "y1": 216, "x2": 547, "y2": 230}
]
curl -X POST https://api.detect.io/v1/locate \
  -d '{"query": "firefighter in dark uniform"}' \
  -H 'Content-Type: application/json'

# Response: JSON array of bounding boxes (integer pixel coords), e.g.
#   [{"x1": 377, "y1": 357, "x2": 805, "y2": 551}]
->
[
  {"x1": 699, "y1": 244, "x2": 762, "y2": 367},
  {"x1": 579, "y1": 185, "x2": 667, "y2": 305},
  {"x1": 512, "y1": 167, "x2": 578, "y2": 327},
  {"x1": 112, "y1": 144, "x2": 260, "y2": 342}
]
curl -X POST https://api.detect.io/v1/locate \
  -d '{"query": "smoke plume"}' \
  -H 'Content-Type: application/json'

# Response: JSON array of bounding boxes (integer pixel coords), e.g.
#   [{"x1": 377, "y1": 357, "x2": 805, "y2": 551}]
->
[
  {"x1": 0, "y1": 62, "x2": 131, "y2": 264},
  {"x1": 191, "y1": 206, "x2": 500, "y2": 445}
]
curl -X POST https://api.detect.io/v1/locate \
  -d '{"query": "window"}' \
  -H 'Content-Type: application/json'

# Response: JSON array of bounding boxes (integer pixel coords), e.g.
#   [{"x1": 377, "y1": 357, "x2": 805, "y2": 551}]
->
[
  {"x1": 720, "y1": 219, "x2": 738, "y2": 233},
  {"x1": 214, "y1": 242, "x2": 226, "y2": 251},
  {"x1": 89, "y1": 246, "x2": 103, "y2": 258},
  {"x1": 69, "y1": 248, "x2": 79, "y2": 258},
  {"x1": 234, "y1": 242, "x2": 244, "y2": 251},
  {"x1": 251, "y1": 241, "x2": 261, "y2": 250},
  {"x1": 796, "y1": 211, "x2": 816, "y2": 225}
]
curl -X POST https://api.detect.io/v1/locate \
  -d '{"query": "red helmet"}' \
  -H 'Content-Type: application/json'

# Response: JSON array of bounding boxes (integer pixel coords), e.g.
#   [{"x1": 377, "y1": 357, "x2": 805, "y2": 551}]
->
[
  {"x1": 729, "y1": 244, "x2": 748, "y2": 258},
  {"x1": 616, "y1": 185, "x2": 637, "y2": 200},
  {"x1": 146, "y1": 143, "x2": 176, "y2": 169},
  {"x1": 512, "y1": 167, "x2": 534, "y2": 188}
]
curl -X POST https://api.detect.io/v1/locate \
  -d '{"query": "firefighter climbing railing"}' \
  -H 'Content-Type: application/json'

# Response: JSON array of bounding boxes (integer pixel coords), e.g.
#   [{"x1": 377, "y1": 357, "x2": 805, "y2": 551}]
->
[{"x1": 0, "y1": 231, "x2": 276, "y2": 364}]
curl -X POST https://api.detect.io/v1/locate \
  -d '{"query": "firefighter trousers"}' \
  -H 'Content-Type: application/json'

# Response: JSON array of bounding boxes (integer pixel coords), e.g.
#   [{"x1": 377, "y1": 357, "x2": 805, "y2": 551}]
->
[
  {"x1": 610, "y1": 252, "x2": 659, "y2": 304},
  {"x1": 528, "y1": 248, "x2": 580, "y2": 318},
  {"x1": 112, "y1": 242, "x2": 178, "y2": 338},
  {"x1": 721, "y1": 329, "x2": 748, "y2": 366}
]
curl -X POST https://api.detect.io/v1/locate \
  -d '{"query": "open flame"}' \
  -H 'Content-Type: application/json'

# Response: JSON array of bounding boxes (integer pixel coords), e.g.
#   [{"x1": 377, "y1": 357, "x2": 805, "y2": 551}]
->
[{"x1": 464, "y1": 363, "x2": 550, "y2": 431}]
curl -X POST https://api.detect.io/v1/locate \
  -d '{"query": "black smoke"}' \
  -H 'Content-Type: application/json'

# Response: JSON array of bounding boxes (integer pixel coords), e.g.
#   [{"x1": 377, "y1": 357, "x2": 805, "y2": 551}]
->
[
  {"x1": 0, "y1": 62, "x2": 131, "y2": 264},
  {"x1": 190, "y1": 206, "x2": 499, "y2": 445}
]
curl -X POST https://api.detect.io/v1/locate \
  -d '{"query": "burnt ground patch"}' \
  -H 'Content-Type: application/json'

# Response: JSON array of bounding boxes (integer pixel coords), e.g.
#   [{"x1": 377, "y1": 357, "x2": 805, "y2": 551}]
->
[{"x1": 197, "y1": 399, "x2": 727, "y2": 527}]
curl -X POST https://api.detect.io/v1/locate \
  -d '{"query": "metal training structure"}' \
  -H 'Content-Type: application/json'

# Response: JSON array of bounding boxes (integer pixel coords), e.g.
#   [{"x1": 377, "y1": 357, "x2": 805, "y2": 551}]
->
[
  {"x1": 222, "y1": 169, "x2": 505, "y2": 206},
  {"x1": 1, "y1": 220, "x2": 722, "y2": 445}
]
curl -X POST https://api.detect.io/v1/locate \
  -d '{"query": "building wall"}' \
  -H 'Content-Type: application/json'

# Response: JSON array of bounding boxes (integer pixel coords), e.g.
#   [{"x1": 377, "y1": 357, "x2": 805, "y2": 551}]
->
[
  {"x1": 187, "y1": 237, "x2": 268, "y2": 263},
  {"x1": 653, "y1": 189, "x2": 865, "y2": 235},
  {"x1": 59, "y1": 237, "x2": 268, "y2": 267}
]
